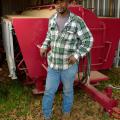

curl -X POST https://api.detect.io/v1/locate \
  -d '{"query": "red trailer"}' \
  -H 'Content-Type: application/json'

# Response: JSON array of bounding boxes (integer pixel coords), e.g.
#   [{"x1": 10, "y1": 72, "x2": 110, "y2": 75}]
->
[{"x1": 2, "y1": 5, "x2": 120, "y2": 119}]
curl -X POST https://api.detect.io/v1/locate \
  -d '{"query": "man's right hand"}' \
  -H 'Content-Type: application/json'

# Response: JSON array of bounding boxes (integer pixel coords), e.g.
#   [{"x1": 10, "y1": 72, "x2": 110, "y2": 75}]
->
[{"x1": 40, "y1": 48, "x2": 47, "y2": 57}]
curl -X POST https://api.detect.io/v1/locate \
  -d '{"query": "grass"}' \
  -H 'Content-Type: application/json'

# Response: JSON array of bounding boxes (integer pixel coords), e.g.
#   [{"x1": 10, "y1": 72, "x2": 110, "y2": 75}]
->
[
  {"x1": 0, "y1": 80, "x2": 32, "y2": 120},
  {"x1": 0, "y1": 67, "x2": 120, "y2": 120}
]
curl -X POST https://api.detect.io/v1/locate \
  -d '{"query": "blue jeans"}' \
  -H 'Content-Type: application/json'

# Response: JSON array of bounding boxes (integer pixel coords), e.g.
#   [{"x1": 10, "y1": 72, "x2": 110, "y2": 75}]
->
[{"x1": 42, "y1": 64, "x2": 78, "y2": 119}]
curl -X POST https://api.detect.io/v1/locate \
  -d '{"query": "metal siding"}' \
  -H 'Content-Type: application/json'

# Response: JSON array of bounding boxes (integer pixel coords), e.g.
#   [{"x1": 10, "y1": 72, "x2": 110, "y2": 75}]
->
[{"x1": 82, "y1": 0, "x2": 119, "y2": 18}]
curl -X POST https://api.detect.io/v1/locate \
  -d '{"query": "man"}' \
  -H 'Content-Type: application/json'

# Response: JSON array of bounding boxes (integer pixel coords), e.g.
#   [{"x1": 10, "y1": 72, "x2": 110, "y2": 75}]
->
[{"x1": 40, "y1": 0, "x2": 93, "y2": 119}]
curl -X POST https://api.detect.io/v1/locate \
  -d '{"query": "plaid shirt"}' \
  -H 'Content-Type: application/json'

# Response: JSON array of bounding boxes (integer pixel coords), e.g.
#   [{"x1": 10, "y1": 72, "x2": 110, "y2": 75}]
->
[{"x1": 41, "y1": 12, "x2": 93, "y2": 70}]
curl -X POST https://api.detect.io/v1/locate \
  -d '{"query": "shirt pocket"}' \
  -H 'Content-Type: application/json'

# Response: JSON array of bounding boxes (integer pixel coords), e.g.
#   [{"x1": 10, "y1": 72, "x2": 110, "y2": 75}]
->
[{"x1": 64, "y1": 28, "x2": 77, "y2": 43}]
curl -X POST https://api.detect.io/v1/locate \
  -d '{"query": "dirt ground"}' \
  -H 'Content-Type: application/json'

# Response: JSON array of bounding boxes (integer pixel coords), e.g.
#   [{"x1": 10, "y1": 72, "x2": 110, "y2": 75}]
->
[{"x1": 0, "y1": 62, "x2": 120, "y2": 120}]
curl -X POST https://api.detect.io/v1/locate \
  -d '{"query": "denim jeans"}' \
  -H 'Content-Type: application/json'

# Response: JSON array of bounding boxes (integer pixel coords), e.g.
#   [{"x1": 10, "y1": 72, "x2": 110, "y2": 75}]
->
[{"x1": 42, "y1": 64, "x2": 78, "y2": 119}]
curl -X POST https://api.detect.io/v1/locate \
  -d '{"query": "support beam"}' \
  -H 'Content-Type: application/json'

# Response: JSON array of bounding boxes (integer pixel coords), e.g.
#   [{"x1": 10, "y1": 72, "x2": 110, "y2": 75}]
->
[
  {"x1": 91, "y1": 0, "x2": 95, "y2": 12},
  {"x1": 86, "y1": 0, "x2": 89, "y2": 8},
  {"x1": 97, "y1": 0, "x2": 100, "y2": 16},
  {"x1": 82, "y1": 0, "x2": 85, "y2": 8},
  {"x1": 103, "y1": 0, "x2": 106, "y2": 16},
  {"x1": 117, "y1": 0, "x2": 120, "y2": 18}
]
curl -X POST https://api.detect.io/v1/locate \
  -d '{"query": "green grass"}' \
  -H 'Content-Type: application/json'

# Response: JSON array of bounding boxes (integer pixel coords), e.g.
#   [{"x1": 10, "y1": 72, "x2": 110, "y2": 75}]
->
[
  {"x1": 0, "y1": 80, "x2": 32, "y2": 119},
  {"x1": 101, "y1": 112, "x2": 110, "y2": 120},
  {"x1": 0, "y1": 67, "x2": 120, "y2": 120}
]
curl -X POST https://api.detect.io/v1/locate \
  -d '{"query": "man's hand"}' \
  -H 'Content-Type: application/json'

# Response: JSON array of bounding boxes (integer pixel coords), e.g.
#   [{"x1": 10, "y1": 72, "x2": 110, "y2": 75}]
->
[
  {"x1": 40, "y1": 48, "x2": 47, "y2": 57},
  {"x1": 67, "y1": 55, "x2": 77, "y2": 64}
]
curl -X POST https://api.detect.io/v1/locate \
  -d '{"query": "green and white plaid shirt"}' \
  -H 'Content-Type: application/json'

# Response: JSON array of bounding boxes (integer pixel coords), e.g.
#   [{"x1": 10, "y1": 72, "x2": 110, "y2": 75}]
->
[{"x1": 41, "y1": 12, "x2": 93, "y2": 70}]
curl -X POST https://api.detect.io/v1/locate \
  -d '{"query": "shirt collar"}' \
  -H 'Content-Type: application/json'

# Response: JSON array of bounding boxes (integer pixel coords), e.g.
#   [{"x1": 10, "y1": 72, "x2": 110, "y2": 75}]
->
[{"x1": 51, "y1": 11, "x2": 75, "y2": 29}]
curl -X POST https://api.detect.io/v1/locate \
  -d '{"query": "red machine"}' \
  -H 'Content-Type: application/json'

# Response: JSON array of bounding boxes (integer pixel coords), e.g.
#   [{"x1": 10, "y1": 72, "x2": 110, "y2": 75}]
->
[{"x1": 7, "y1": 5, "x2": 120, "y2": 118}]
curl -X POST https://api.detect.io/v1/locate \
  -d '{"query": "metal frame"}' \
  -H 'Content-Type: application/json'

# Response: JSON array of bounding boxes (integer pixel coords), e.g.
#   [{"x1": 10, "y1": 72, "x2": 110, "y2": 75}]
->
[{"x1": 79, "y1": 83, "x2": 120, "y2": 119}]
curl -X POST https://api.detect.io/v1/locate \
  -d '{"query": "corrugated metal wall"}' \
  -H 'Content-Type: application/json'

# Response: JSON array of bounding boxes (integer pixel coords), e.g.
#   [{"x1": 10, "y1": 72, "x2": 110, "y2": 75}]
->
[{"x1": 82, "y1": 0, "x2": 120, "y2": 18}]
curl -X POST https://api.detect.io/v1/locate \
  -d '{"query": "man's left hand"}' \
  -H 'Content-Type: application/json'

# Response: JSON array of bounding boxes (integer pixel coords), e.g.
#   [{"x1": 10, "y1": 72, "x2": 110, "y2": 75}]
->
[{"x1": 67, "y1": 55, "x2": 77, "y2": 64}]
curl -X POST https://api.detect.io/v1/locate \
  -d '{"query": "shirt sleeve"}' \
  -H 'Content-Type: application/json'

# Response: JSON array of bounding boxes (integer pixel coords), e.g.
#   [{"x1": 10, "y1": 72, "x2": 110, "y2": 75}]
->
[
  {"x1": 74, "y1": 17, "x2": 93, "y2": 60},
  {"x1": 41, "y1": 20, "x2": 51, "y2": 49}
]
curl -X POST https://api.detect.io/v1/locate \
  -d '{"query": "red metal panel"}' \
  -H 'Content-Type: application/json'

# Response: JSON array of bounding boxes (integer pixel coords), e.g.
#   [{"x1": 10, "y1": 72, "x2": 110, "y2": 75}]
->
[
  {"x1": 12, "y1": 6, "x2": 120, "y2": 83},
  {"x1": 13, "y1": 18, "x2": 48, "y2": 79},
  {"x1": 98, "y1": 18, "x2": 120, "y2": 69},
  {"x1": 69, "y1": 7, "x2": 120, "y2": 70},
  {"x1": 69, "y1": 6, "x2": 101, "y2": 28}
]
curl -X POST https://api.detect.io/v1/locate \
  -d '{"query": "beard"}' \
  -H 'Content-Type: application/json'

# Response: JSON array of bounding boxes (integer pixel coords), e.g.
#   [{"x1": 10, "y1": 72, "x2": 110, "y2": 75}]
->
[{"x1": 57, "y1": 7, "x2": 67, "y2": 14}]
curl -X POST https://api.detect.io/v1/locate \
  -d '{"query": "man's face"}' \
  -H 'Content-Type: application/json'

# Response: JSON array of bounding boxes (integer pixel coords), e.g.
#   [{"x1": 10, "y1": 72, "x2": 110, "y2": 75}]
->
[{"x1": 54, "y1": 0, "x2": 69, "y2": 14}]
